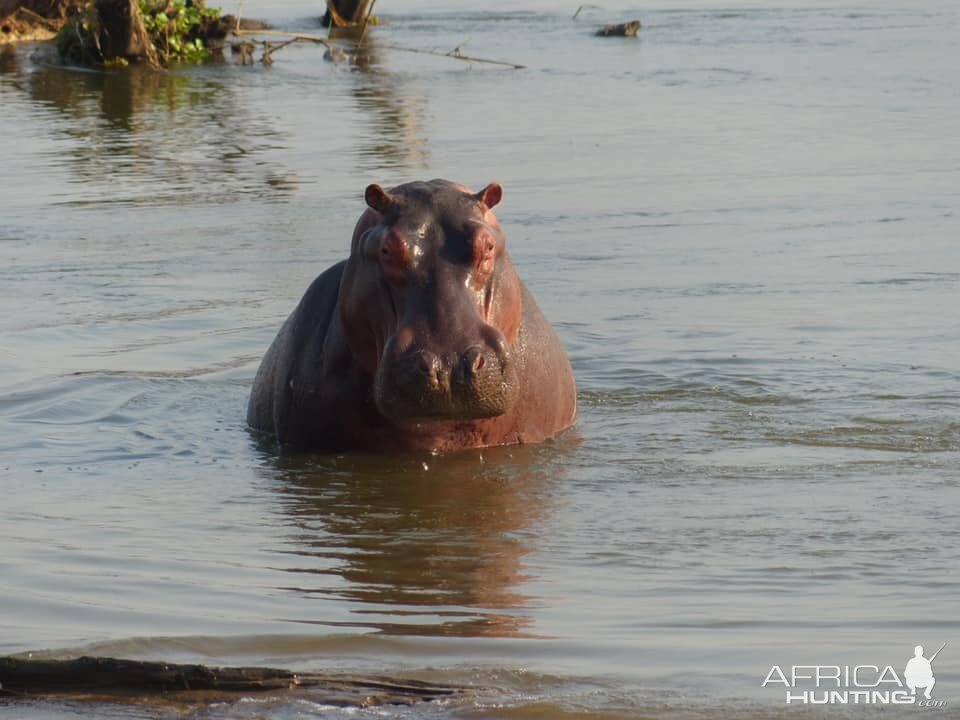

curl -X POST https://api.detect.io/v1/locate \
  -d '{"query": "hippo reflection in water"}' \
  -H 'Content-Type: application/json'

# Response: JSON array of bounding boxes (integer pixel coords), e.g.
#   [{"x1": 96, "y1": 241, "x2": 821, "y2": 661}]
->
[{"x1": 247, "y1": 179, "x2": 577, "y2": 452}]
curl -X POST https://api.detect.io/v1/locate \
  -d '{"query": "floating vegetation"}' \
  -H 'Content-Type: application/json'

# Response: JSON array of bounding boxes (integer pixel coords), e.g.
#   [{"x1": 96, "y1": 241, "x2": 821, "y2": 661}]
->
[
  {"x1": 139, "y1": 0, "x2": 220, "y2": 64},
  {"x1": 57, "y1": 0, "x2": 227, "y2": 68}
]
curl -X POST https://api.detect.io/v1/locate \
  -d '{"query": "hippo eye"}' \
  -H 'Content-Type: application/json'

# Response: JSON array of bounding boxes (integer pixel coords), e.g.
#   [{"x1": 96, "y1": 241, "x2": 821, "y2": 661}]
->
[
  {"x1": 473, "y1": 230, "x2": 497, "y2": 263},
  {"x1": 378, "y1": 230, "x2": 412, "y2": 276}
]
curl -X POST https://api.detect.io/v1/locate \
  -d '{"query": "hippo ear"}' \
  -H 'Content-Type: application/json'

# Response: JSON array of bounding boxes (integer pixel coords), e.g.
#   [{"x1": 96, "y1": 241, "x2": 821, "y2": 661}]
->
[
  {"x1": 475, "y1": 182, "x2": 502, "y2": 210},
  {"x1": 365, "y1": 183, "x2": 395, "y2": 214}
]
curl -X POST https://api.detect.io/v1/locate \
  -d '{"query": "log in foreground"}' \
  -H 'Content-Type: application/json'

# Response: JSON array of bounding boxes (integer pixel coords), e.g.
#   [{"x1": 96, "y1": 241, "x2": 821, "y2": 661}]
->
[{"x1": 0, "y1": 656, "x2": 465, "y2": 707}]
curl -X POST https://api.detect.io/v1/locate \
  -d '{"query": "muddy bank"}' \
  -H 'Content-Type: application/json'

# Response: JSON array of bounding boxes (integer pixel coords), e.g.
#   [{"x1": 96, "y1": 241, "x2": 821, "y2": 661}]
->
[{"x1": 0, "y1": 0, "x2": 83, "y2": 42}]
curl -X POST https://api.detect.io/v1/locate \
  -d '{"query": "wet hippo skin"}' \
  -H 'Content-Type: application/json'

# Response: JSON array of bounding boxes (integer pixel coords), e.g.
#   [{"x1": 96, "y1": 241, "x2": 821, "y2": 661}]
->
[{"x1": 247, "y1": 179, "x2": 577, "y2": 452}]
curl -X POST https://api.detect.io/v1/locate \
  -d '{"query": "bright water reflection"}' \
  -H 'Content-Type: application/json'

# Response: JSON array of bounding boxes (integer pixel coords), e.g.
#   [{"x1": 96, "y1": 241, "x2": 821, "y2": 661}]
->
[{"x1": 263, "y1": 446, "x2": 561, "y2": 639}]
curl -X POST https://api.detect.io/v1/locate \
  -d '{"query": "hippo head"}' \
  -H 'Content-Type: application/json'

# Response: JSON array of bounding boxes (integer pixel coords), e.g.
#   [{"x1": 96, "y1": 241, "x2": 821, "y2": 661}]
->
[{"x1": 338, "y1": 179, "x2": 522, "y2": 424}]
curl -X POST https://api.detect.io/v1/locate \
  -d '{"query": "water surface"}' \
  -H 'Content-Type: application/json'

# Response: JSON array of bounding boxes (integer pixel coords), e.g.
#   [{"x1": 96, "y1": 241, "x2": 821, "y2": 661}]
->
[{"x1": 1, "y1": 1, "x2": 959, "y2": 718}]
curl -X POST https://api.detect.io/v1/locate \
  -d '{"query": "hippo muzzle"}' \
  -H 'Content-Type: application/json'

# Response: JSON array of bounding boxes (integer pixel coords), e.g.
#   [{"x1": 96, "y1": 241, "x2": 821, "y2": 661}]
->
[{"x1": 375, "y1": 323, "x2": 519, "y2": 422}]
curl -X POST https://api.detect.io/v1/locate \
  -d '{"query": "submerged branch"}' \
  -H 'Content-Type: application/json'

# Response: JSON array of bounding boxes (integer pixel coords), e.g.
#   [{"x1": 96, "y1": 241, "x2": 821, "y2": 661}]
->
[
  {"x1": 230, "y1": 28, "x2": 525, "y2": 69},
  {"x1": 232, "y1": 27, "x2": 333, "y2": 51},
  {"x1": 378, "y1": 42, "x2": 526, "y2": 69},
  {"x1": 260, "y1": 37, "x2": 298, "y2": 65},
  {"x1": 356, "y1": 0, "x2": 377, "y2": 47}
]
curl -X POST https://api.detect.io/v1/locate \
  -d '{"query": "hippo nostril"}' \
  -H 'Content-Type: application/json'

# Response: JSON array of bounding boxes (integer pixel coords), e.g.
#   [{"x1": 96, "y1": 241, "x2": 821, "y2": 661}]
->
[
  {"x1": 413, "y1": 350, "x2": 447, "y2": 390},
  {"x1": 479, "y1": 325, "x2": 510, "y2": 367},
  {"x1": 462, "y1": 346, "x2": 487, "y2": 379}
]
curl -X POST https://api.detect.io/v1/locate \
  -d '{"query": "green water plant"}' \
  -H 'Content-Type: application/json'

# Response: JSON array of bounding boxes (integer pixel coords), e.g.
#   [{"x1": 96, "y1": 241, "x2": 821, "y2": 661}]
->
[
  {"x1": 57, "y1": 0, "x2": 223, "y2": 68},
  {"x1": 139, "y1": 0, "x2": 220, "y2": 64}
]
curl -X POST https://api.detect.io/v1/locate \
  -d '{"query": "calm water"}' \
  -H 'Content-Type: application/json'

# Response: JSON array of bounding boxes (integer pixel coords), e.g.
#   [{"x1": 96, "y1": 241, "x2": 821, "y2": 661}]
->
[{"x1": 1, "y1": 1, "x2": 959, "y2": 718}]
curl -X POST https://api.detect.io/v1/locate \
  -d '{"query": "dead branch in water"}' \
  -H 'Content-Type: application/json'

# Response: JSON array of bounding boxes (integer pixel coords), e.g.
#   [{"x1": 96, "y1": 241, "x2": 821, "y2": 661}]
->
[
  {"x1": 378, "y1": 42, "x2": 525, "y2": 69},
  {"x1": 0, "y1": 655, "x2": 465, "y2": 707},
  {"x1": 356, "y1": 0, "x2": 377, "y2": 47},
  {"x1": 232, "y1": 28, "x2": 334, "y2": 51},
  {"x1": 260, "y1": 37, "x2": 298, "y2": 65},
  {"x1": 572, "y1": 5, "x2": 602, "y2": 20},
  {"x1": 230, "y1": 28, "x2": 525, "y2": 69}
]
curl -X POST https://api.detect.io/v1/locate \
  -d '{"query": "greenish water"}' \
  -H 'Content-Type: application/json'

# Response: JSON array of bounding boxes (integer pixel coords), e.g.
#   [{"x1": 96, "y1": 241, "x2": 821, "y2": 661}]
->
[{"x1": 1, "y1": 1, "x2": 958, "y2": 718}]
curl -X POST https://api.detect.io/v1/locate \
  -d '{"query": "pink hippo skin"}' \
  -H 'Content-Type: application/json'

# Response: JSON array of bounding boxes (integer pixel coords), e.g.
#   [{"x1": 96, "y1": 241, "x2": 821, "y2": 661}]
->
[{"x1": 247, "y1": 179, "x2": 577, "y2": 452}]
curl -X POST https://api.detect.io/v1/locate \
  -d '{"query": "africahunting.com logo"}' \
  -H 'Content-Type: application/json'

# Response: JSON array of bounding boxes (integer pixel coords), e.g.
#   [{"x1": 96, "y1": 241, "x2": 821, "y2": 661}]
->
[{"x1": 762, "y1": 643, "x2": 947, "y2": 707}]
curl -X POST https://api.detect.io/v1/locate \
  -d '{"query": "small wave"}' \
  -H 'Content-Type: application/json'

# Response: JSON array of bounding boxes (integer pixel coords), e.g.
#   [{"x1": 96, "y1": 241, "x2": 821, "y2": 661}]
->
[
  {"x1": 578, "y1": 376, "x2": 804, "y2": 409},
  {"x1": 775, "y1": 421, "x2": 960, "y2": 453},
  {"x1": 856, "y1": 272, "x2": 959, "y2": 286},
  {"x1": 0, "y1": 373, "x2": 139, "y2": 425}
]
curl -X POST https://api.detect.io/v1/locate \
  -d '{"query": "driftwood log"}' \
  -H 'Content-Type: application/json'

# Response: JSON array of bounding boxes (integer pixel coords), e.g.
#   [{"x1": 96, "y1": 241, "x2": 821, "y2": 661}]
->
[
  {"x1": 322, "y1": 0, "x2": 372, "y2": 28},
  {"x1": 94, "y1": 0, "x2": 158, "y2": 64},
  {"x1": 596, "y1": 20, "x2": 641, "y2": 37},
  {"x1": 0, "y1": 656, "x2": 464, "y2": 707}
]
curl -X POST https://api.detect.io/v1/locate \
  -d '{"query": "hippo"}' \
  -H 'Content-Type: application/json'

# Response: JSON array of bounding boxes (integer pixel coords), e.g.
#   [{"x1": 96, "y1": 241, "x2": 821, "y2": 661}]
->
[{"x1": 247, "y1": 179, "x2": 577, "y2": 452}]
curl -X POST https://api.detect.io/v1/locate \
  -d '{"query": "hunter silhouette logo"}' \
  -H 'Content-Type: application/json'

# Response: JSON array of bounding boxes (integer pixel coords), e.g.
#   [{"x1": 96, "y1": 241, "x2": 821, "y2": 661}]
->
[
  {"x1": 762, "y1": 642, "x2": 948, "y2": 706},
  {"x1": 905, "y1": 643, "x2": 945, "y2": 700}
]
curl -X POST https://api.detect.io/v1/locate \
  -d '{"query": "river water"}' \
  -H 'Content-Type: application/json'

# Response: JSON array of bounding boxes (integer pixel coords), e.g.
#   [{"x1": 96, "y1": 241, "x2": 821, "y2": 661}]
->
[{"x1": 1, "y1": 1, "x2": 958, "y2": 718}]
